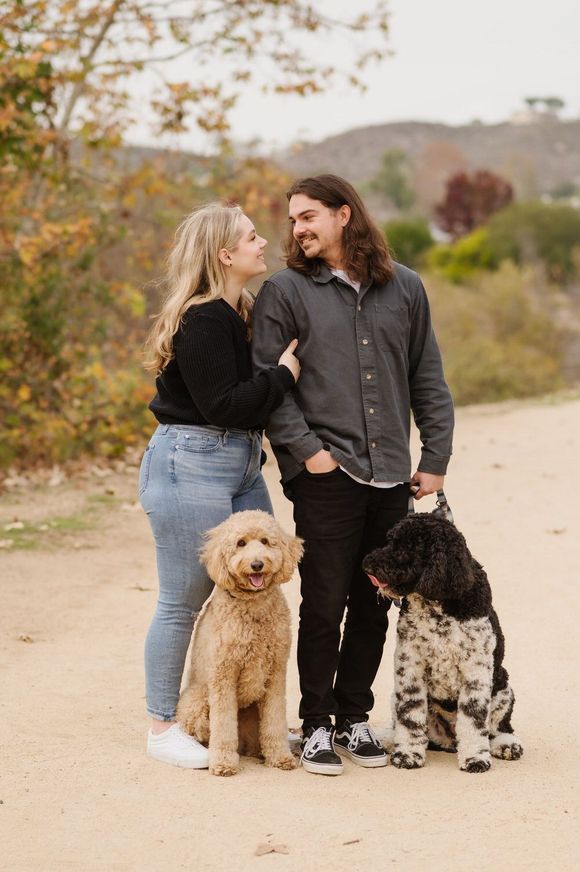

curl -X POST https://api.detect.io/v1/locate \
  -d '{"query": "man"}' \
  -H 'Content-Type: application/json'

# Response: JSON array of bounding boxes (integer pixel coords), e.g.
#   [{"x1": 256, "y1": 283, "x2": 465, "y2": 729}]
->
[{"x1": 252, "y1": 175, "x2": 454, "y2": 776}]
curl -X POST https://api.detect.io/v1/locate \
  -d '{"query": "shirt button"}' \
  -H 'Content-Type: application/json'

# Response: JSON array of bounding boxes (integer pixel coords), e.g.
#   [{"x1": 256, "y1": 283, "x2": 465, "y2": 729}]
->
[
  {"x1": 369, "y1": 408, "x2": 375, "y2": 414},
  {"x1": 371, "y1": 442, "x2": 377, "y2": 448},
  {"x1": 366, "y1": 374, "x2": 372, "y2": 380},
  {"x1": 357, "y1": 305, "x2": 362, "y2": 311},
  {"x1": 362, "y1": 339, "x2": 368, "y2": 345}
]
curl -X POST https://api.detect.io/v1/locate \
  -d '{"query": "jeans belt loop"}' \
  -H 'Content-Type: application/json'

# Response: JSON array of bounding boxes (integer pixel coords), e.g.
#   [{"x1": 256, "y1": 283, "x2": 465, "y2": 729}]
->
[{"x1": 223, "y1": 429, "x2": 229, "y2": 445}]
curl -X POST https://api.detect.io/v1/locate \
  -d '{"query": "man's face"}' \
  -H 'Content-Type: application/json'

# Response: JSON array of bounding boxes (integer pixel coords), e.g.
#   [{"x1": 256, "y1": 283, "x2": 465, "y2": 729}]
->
[{"x1": 288, "y1": 193, "x2": 348, "y2": 263}]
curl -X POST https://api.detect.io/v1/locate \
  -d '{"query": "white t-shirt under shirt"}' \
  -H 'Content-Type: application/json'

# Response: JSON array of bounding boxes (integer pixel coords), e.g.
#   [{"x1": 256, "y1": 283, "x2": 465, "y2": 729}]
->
[{"x1": 329, "y1": 268, "x2": 403, "y2": 489}]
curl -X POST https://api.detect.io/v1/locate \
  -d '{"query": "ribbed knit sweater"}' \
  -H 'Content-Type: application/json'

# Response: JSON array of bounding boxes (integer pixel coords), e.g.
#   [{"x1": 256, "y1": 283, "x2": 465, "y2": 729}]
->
[{"x1": 149, "y1": 299, "x2": 295, "y2": 429}]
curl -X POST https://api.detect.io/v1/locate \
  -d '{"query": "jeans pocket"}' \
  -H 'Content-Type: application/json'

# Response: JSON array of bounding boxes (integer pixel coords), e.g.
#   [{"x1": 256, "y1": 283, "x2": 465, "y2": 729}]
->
[
  {"x1": 178, "y1": 432, "x2": 222, "y2": 453},
  {"x1": 139, "y1": 444, "x2": 155, "y2": 496}
]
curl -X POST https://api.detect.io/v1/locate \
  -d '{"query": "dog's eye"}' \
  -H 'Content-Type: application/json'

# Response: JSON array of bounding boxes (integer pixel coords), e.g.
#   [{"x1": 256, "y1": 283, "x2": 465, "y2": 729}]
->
[
  {"x1": 260, "y1": 538, "x2": 269, "y2": 545},
  {"x1": 237, "y1": 539, "x2": 246, "y2": 547}
]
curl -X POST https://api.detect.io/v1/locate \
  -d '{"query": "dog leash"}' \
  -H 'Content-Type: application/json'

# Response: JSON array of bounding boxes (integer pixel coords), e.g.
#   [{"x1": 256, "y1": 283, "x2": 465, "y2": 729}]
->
[{"x1": 407, "y1": 487, "x2": 454, "y2": 525}]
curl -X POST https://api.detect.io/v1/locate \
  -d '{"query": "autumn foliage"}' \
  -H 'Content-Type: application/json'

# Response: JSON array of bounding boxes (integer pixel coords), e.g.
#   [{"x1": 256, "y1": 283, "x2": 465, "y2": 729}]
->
[
  {"x1": 0, "y1": 0, "x2": 390, "y2": 472},
  {"x1": 435, "y1": 170, "x2": 514, "y2": 239}
]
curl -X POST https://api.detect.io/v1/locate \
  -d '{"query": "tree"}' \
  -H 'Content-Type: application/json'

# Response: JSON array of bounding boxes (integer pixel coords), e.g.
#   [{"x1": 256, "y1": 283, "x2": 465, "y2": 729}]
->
[
  {"x1": 369, "y1": 148, "x2": 414, "y2": 211},
  {"x1": 0, "y1": 0, "x2": 392, "y2": 470},
  {"x1": 543, "y1": 96, "x2": 565, "y2": 115},
  {"x1": 435, "y1": 170, "x2": 514, "y2": 239},
  {"x1": 384, "y1": 217, "x2": 432, "y2": 267},
  {"x1": 1, "y1": 0, "x2": 390, "y2": 147},
  {"x1": 412, "y1": 140, "x2": 468, "y2": 213},
  {"x1": 485, "y1": 201, "x2": 580, "y2": 282}
]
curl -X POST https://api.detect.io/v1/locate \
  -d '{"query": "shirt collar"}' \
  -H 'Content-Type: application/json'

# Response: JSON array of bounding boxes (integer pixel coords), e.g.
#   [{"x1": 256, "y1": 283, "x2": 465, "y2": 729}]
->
[
  {"x1": 311, "y1": 263, "x2": 335, "y2": 284},
  {"x1": 312, "y1": 262, "x2": 371, "y2": 294}
]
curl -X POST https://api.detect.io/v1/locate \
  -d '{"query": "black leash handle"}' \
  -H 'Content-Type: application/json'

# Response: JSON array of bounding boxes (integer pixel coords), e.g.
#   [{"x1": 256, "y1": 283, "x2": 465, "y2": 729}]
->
[{"x1": 407, "y1": 488, "x2": 454, "y2": 525}]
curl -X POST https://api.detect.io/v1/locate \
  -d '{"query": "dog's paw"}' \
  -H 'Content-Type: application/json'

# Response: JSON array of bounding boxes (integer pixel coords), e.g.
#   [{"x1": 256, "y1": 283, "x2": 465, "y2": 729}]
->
[
  {"x1": 210, "y1": 763, "x2": 238, "y2": 777},
  {"x1": 460, "y1": 754, "x2": 491, "y2": 773},
  {"x1": 491, "y1": 733, "x2": 523, "y2": 760},
  {"x1": 391, "y1": 750, "x2": 425, "y2": 769},
  {"x1": 209, "y1": 751, "x2": 239, "y2": 777},
  {"x1": 491, "y1": 741, "x2": 524, "y2": 760},
  {"x1": 267, "y1": 754, "x2": 297, "y2": 771}
]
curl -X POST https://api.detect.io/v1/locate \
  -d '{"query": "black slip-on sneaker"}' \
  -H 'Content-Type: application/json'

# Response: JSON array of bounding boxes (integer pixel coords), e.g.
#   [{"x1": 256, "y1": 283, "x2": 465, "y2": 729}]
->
[
  {"x1": 300, "y1": 725, "x2": 344, "y2": 775},
  {"x1": 333, "y1": 720, "x2": 388, "y2": 768}
]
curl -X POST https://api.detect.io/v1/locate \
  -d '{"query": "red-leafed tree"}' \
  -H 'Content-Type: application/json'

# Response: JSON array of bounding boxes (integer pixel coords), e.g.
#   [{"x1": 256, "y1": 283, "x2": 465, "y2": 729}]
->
[{"x1": 435, "y1": 170, "x2": 514, "y2": 239}]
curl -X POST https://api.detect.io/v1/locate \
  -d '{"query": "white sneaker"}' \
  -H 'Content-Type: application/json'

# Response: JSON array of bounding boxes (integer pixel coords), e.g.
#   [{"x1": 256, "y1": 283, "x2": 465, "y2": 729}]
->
[{"x1": 147, "y1": 724, "x2": 209, "y2": 769}]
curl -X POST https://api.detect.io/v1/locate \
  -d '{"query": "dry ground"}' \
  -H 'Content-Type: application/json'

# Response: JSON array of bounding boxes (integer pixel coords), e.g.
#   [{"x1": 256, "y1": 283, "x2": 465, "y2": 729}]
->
[{"x1": 1, "y1": 395, "x2": 579, "y2": 872}]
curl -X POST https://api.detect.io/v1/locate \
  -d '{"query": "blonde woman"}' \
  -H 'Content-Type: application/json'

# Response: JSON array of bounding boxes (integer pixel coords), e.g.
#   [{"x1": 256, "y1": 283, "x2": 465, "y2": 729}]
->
[{"x1": 140, "y1": 203, "x2": 300, "y2": 768}]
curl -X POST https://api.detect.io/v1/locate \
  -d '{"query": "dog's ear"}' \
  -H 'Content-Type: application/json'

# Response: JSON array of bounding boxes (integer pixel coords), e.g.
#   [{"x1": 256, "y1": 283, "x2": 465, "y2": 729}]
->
[
  {"x1": 199, "y1": 525, "x2": 236, "y2": 590},
  {"x1": 272, "y1": 530, "x2": 304, "y2": 585},
  {"x1": 417, "y1": 524, "x2": 476, "y2": 600}
]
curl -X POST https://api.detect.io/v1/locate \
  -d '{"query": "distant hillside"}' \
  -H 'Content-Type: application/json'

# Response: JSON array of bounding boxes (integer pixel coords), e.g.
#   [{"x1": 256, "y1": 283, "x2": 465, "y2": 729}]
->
[{"x1": 278, "y1": 118, "x2": 580, "y2": 201}]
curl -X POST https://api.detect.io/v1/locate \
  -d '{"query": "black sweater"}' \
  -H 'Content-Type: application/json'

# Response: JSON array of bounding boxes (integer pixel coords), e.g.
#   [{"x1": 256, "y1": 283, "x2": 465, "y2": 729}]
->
[{"x1": 149, "y1": 299, "x2": 295, "y2": 430}]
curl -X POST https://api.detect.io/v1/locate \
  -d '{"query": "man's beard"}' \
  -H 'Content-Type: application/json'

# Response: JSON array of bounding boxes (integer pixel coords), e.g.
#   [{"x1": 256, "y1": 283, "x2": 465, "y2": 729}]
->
[{"x1": 299, "y1": 236, "x2": 320, "y2": 258}]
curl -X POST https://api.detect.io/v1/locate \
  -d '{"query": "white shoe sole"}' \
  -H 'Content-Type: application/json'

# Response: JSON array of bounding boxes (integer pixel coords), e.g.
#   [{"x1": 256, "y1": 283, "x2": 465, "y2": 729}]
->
[
  {"x1": 147, "y1": 748, "x2": 209, "y2": 769},
  {"x1": 333, "y1": 743, "x2": 388, "y2": 768},
  {"x1": 300, "y1": 755, "x2": 343, "y2": 776}
]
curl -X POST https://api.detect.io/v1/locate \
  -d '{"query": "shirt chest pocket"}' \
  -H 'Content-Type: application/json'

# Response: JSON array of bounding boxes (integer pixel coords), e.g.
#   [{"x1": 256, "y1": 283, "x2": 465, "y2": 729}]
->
[{"x1": 374, "y1": 303, "x2": 410, "y2": 354}]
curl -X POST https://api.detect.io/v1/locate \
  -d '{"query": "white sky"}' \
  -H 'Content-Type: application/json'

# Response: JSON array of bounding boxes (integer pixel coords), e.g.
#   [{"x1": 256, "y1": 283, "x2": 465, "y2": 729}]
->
[{"x1": 127, "y1": 0, "x2": 579, "y2": 153}]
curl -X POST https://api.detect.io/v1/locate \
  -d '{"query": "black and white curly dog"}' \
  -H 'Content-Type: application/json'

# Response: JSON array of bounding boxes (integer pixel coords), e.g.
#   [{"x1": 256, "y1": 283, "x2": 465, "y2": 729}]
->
[{"x1": 363, "y1": 513, "x2": 523, "y2": 773}]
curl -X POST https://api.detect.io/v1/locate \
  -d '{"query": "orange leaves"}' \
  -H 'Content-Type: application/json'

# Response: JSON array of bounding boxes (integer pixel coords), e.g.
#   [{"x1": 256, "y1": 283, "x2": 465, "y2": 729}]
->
[
  {"x1": 15, "y1": 217, "x2": 95, "y2": 269},
  {"x1": 17, "y1": 385, "x2": 32, "y2": 403}
]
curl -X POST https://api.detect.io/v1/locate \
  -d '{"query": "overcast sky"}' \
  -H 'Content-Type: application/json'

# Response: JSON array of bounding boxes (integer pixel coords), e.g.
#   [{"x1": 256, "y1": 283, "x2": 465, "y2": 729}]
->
[{"x1": 128, "y1": 0, "x2": 579, "y2": 152}]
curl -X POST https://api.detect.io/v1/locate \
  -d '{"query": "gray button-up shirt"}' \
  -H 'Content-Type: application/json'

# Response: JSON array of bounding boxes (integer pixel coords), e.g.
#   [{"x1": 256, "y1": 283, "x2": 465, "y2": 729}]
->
[{"x1": 252, "y1": 262, "x2": 454, "y2": 483}]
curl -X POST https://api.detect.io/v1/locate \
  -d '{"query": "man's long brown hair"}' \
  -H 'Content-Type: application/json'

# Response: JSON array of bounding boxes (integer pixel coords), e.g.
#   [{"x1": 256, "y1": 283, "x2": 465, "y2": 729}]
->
[{"x1": 285, "y1": 174, "x2": 394, "y2": 285}]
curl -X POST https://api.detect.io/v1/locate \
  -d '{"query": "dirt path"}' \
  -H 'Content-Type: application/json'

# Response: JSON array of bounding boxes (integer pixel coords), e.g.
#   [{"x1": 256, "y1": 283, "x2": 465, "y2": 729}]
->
[{"x1": 1, "y1": 396, "x2": 579, "y2": 872}]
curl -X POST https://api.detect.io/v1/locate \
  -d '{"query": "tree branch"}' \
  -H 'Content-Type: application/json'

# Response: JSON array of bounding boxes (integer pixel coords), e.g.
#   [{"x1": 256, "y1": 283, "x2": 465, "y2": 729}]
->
[{"x1": 58, "y1": 0, "x2": 127, "y2": 135}]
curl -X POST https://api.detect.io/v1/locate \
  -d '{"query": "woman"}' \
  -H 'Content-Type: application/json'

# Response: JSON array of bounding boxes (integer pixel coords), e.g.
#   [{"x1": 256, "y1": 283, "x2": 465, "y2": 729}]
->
[{"x1": 139, "y1": 203, "x2": 300, "y2": 768}]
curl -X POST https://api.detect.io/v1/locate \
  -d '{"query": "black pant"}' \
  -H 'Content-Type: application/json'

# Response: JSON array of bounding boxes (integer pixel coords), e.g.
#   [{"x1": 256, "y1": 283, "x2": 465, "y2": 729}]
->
[{"x1": 283, "y1": 469, "x2": 409, "y2": 728}]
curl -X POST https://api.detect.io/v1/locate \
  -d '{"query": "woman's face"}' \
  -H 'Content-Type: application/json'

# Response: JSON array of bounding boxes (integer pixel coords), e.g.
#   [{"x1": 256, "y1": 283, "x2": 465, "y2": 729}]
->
[{"x1": 226, "y1": 214, "x2": 268, "y2": 281}]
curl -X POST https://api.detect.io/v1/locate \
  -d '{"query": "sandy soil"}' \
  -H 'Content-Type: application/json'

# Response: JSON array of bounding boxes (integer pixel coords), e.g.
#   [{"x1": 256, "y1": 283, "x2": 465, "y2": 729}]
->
[{"x1": 1, "y1": 395, "x2": 579, "y2": 872}]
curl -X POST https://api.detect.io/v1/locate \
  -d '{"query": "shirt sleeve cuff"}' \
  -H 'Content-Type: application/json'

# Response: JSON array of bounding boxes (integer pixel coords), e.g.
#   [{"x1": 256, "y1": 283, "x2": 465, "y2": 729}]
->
[
  {"x1": 287, "y1": 432, "x2": 324, "y2": 464},
  {"x1": 417, "y1": 453, "x2": 450, "y2": 476},
  {"x1": 272, "y1": 364, "x2": 296, "y2": 390}
]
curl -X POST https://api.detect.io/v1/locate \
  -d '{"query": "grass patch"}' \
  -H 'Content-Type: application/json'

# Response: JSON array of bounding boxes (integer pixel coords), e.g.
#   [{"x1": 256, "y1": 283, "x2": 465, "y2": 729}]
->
[
  {"x1": 86, "y1": 493, "x2": 121, "y2": 507},
  {"x1": 0, "y1": 501, "x2": 107, "y2": 552}
]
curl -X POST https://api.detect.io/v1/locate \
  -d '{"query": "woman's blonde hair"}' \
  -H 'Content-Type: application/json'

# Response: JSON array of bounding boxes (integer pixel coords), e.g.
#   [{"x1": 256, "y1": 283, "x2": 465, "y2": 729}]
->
[{"x1": 143, "y1": 202, "x2": 254, "y2": 373}]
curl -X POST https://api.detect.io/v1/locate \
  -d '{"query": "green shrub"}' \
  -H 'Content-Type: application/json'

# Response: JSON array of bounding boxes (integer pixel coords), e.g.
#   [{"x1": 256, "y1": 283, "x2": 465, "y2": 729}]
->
[
  {"x1": 426, "y1": 201, "x2": 580, "y2": 284},
  {"x1": 485, "y1": 201, "x2": 580, "y2": 281},
  {"x1": 384, "y1": 217, "x2": 433, "y2": 268},
  {"x1": 426, "y1": 262, "x2": 564, "y2": 405},
  {"x1": 426, "y1": 228, "x2": 498, "y2": 283}
]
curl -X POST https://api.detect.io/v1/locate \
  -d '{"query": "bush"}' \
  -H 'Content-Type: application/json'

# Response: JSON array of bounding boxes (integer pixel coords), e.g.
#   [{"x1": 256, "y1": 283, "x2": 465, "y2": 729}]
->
[
  {"x1": 384, "y1": 217, "x2": 433, "y2": 268},
  {"x1": 425, "y1": 228, "x2": 498, "y2": 283},
  {"x1": 426, "y1": 262, "x2": 564, "y2": 405},
  {"x1": 485, "y1": 201, "x2": 580, "y2": 281}
]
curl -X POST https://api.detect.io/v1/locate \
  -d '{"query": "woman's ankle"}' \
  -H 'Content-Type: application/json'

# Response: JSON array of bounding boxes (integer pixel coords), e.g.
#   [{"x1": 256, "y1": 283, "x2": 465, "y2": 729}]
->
[{"x1": 150, "y1": 718, "x2": 176, "y2": 735}]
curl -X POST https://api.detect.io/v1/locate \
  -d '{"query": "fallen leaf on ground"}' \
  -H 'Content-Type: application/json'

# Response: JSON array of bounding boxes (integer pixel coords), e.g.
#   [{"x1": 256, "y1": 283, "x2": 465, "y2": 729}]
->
[
  {"x1": 343, "y1": 839, "x2": 361, "y2": 846},
  {"x1": 255, "y1": 843, "x2": 289, "y2": 856},
  {"x1": 18, "y1": 634, "x2": 33, "y2": 643}
]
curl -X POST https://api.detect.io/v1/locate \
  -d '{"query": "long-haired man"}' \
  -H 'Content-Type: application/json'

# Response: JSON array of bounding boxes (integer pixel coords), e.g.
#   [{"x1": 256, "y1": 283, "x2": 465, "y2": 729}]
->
[{"x1": 252, "y1": 175, "x2": 454, "y2": 775}]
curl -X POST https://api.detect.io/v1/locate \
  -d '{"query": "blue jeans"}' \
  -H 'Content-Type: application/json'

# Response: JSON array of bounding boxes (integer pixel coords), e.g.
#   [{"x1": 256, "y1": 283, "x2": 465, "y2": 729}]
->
[{"x1": 139, "y1": 423, "x2": 273, "y2": 721}]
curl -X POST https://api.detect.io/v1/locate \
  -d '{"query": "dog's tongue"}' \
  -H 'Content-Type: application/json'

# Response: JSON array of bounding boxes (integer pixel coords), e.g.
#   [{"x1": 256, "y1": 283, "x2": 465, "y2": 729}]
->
[{"x1": 249, "y1": 574, "x2": 264, "y2": 589}]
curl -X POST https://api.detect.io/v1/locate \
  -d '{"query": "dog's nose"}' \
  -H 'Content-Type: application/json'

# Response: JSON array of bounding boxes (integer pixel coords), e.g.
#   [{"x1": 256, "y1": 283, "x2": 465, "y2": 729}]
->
[{"x1": 251, "y1": 560, "x2": 264, "y2": 571}]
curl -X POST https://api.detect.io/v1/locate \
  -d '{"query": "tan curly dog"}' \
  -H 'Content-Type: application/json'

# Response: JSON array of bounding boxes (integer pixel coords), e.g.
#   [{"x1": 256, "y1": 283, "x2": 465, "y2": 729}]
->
[{"x1": 176, "y1": 510, "x2": 303, "y2": 776}]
